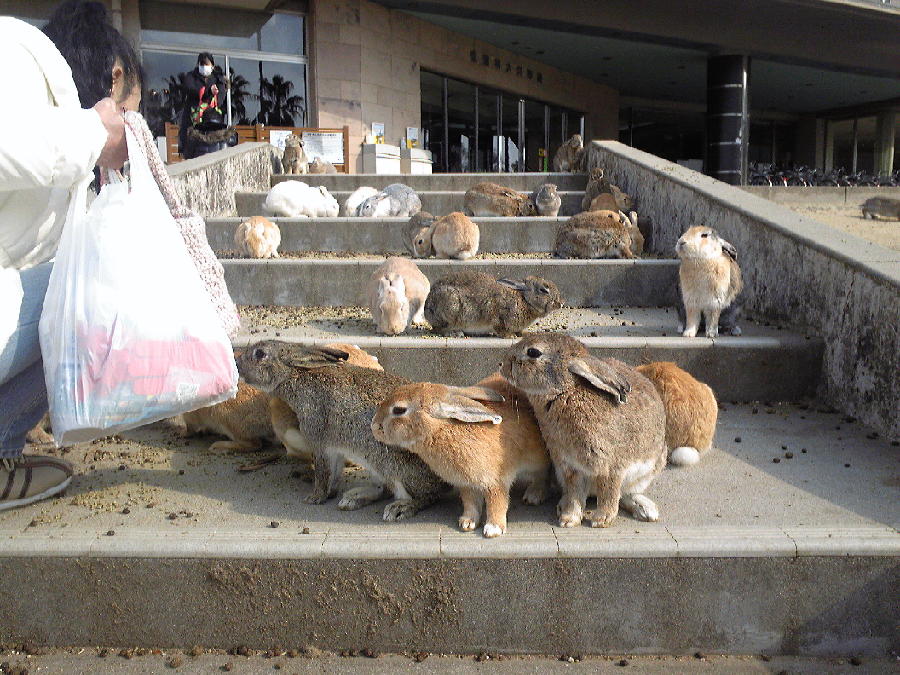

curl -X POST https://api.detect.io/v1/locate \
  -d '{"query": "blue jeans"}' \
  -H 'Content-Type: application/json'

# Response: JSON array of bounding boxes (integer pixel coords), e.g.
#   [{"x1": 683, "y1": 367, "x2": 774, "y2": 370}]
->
[{"x1": 0, "y1": 263, "x2": 52, "y2": 458}]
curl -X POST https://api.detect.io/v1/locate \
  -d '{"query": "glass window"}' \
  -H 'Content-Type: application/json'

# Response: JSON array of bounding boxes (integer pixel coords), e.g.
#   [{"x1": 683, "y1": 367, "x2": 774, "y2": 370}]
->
[
  {"x1": 229, "y1": 58, "x2": 307, "y2": 126},
  {"x1": 421, "y1": 71, "x2": 445, "y2": 171},
  {"x1": 447, "y1": 77, "x2": 476, "y2": 173},
  {"x1": 140, "y1": 2, "x2": 305, "y2": 56}
]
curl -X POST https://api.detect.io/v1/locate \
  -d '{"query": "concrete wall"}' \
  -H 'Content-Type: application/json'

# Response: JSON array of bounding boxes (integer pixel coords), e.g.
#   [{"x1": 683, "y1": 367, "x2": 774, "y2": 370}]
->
[
  {"x1": 309, "y1": 0, "x2": 618, "y2": 173},
  {"x1": 587, "y1": 141, "x2": 900, "y2": 439},
  {"x1": 166, "y1": 142, "x2": 280, "y2": 218}
]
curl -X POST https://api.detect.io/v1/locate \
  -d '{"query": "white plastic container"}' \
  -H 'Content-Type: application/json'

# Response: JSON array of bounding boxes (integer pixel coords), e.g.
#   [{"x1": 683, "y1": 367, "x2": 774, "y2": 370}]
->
[
  {"x1": 362, "y1": 143, "x2": 401, "y2": 174},
  {"x1": 401, "y1": 147, "x2": 433, "y2": 175}
]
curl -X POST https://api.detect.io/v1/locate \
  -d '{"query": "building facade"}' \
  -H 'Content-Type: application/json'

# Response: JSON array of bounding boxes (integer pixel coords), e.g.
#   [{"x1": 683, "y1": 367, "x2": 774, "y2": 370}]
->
[{"x1": 5, "y1": 0, "x2": 898, "y2": 181}]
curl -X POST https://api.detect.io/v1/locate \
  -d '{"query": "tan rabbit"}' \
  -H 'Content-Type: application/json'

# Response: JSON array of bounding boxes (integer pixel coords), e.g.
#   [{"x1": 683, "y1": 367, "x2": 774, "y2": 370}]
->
[
  {"x1": 676, "y1": 226, "x2": 743, "y2": 338},
  {"x1": 281, "y1": 134, "x2": 308, "y2": 175},
  {"x1": 234, "y1": 216, "x2": 281, "y2": 259},
  {"x1": 182, "y1": 381, "x2": 275, "y2": 452},
  {"x1": 554, "y1": 210, "x2": 637, "y2": 259},
  {"x1": 623, "y1": 211, "x2": 644, "y2": 256},
  {"x1": 424, "y1": 271, "x2": 563, "y2": 338},
  {"x1": 463, "y1": 182, "x2": 536, "y2": 217},
  {"x1": 404, "y1": 211, "x2": 436, "y2": 255},
  {"x1": 422, "y1": 212, "x2": 480, "y2": 260},
  {"x1": 501, "y1": 333, "x2": 667, "y2": 528},
  {"x1": 553, "y1": 134, "x2": 584, "y2": 172},
  {"x1": 366, "y1": 257, "x2": 431, "y2": 335},
  {"x1": 308, "y1": 157, "x2": 338, "y2": 174},
  {"x1": 532, "y1": 183, "x2": 562, "y2": 217},
  {"x1": 271, "y1": 343, "x2": 382, "y2": 461},
  {"x1": 583, "y1": 168, "x2": 633, "y2": 212},
  {"x1": 372, "y1": 374, "x2": 549, "y2": 538},
  {"x1": 636, "y1": 362, "x2": 717, "y2": 466}
]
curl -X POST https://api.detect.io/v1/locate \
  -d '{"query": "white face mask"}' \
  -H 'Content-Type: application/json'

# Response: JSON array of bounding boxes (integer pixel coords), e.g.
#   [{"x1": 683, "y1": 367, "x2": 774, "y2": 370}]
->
[{"x1": 199, "y1": 65, "x2": 213, "y2": 77}]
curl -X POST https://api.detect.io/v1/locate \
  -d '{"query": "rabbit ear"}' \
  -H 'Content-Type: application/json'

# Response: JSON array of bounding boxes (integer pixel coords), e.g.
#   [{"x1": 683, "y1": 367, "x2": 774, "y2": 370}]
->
[
  {"x1": 445, "y1": 385, "x2": 505, "y2": 402},
  {"x1": 497, "y1": 278, "x2": 528, "y2": 292},
  {"x1": 720, "y1": 238, "x2": 738, "y2": 261},
  {"x1": 568, "y1": 357, "x2": 631, "y2": 404},
  {"x1": 285, "y1": 346, "x2": 350, "y2": 369},
  {"x1": 431, "y1": 395, "x2": 502, "y2": 424}
]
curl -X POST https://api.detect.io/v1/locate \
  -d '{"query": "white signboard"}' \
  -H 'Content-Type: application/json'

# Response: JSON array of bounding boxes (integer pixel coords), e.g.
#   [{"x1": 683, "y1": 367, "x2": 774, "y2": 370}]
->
[
  {"x1": 302, "y1": 131, "x2": 345, "y2": 165},
  {"x1": 269, "y1": 129, "x2": 293, "y2": 151}
]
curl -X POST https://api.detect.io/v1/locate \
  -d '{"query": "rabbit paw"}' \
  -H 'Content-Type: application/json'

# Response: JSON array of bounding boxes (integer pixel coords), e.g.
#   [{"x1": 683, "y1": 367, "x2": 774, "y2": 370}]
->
[
  {"x1": 302, "y1": 491, "x2": 329, "y2": 505},
  {"x1": 522, "y1": 484, "x2": 547, "y2": 505},
  {"x1": 483, "y1": 522, "x2": 505, "y2": 538},
  {"x1": 621, "y1": 494, "x2": 659, "y2": 522},
  {"x1": 704, "y1": 326, "x2": 719, "y2": 338},
  {"x1": 590, "y1": 512, "x2": 617, "y2": 528},
  {"x1": 458, "y1": 517, "x2": 478, "y2": 531},
  {"x1": 558, "y1": 502, "x2": 584, "y2": 528},
  {"x1": 681, "y1": 327, "x2": 698, "y2": 338},
  {"x1": 383, "y1": 499, "x2": 418, "y2": 521}
]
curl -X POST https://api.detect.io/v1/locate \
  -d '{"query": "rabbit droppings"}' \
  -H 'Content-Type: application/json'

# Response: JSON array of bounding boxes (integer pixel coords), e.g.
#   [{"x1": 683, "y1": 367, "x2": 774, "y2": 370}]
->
[
  {"x1": 270, "y1": 343, "x2": 383, "y2": 462},
  {"x1": 343, "y1": 186, "x2": 379, "y2": 216},
  {"x1": 635, "y1": 362, "x2": 718, "y2": 467},
  {"x1": 553, "y1": 134, "x2": 584, "y2": 172},
  {"x1": 424, "y1": 271, "x2": 563, "y2": 338},
  {"x1": 554, "y1": 210, "x2": 638, "y2": 259},
  {"x1": 463, "y1": 182, "x2": 536, "y2": 217},
  {"x1": 234, "y1": 216, "x2": 281, "y2": 259},
  {"x1": 675, "y1": 226, "x2": 743, "y2": 338},
  {"x1": 501, "y1": 333, "x2": 667, "y2": 527},
  {"x1": 532, "y1": 183, "x2": 562, "y2": 217},
  {"x1": 358, "y1": 183, "x2": 422, "y2": 217},
  {"x1": 237, "y1": 342, "x2": 446, "y2": 520},
  {"x1": 416, "y1": 212, "x2": 480, "y2": 260},
  {"x1": 372, "y1": 373, "x2": 550, "y2": 537},
  {"x1": 367, "y1": 257, "x2": 431, "y2": 335},
  {"x1": 281, "y1": 134, "x2": 308, "y2": 175}
]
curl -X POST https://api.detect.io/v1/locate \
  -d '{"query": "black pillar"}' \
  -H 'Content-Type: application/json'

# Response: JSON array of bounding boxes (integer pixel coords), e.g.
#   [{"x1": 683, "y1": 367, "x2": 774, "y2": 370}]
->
[{"x1": 706, "y1": 55, "x2": 750, "y2": 185}]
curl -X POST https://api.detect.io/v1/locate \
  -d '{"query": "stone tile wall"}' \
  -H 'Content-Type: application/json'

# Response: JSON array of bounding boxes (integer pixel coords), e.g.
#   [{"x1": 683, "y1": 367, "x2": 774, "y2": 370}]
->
[{"x1": 309, "y1": 0, "x2": 618, "y2": 172}]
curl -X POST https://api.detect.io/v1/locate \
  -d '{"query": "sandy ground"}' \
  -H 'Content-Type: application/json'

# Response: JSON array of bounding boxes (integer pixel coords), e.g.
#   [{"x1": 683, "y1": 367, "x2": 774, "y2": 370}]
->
[{"x1": 788, "y1": 206, "x2": 899, "y2": 251}]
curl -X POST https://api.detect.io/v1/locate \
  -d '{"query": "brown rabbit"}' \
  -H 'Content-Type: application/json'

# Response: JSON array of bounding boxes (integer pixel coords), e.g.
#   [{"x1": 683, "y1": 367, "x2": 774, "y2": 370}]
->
[
  {"x1": 372, "y1": 373, "x2": 550, "y2": 537},
  {"x1": 554, "y1": 210, "x2": 637, "y2": 259},
  {"x1": 501, "y1": 333, "x2": 667, "y2": 528},
  {"x1": 583, "y1": 168, "x2": 633, "y2": 212},
  {"x1": 463, "y1": 182, "x2": 536, "y2": 217},
  {"x1": 424, "y1": 271, "x2": 563, "y2": 338},
  {"x1": 404, "y1": 211, "x2": 436, "y2": 255},
  {"x1": 676, "y1": 226, "x2": 743, "y2": 338},
  {"x1": 553, "y1": 134, "x2": 584, "y2": 172},
  {"x1": 281, "y1": 134, "x2": 308, "y2": 175},
  {"x1": 181, "y1": 381, "x2": 275, "y2": 452},
  {"x1": 636, "y1": 362, "x2": 717, "y2": 466},
  {"x1": 417, "y1": 212, "x2": 480, "y2": 260},
  {"x1": 270, "y1": 343, "x2": 383, "y2": 462},
  {"x1": 234, "y1": 216, "x2": 281, "y2": 259}
]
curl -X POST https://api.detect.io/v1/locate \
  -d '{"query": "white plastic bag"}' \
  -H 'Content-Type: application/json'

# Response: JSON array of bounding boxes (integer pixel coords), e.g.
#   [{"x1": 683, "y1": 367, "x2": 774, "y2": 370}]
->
[{"x1": 39, "y1": 125, "x2": 238, "y2": 445}]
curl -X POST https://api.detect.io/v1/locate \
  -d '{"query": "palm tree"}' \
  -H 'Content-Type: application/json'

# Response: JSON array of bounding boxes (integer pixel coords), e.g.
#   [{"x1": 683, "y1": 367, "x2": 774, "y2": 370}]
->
[
  {"x1": 228, "y1": 69, "x2": 252, "y2": 125},
  {"x1": 257, "y1": 74, "x2": 305, "y2": 126}
]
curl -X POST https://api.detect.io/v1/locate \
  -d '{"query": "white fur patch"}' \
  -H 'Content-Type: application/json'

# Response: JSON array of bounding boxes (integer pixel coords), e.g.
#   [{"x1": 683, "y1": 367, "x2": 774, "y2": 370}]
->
[
  {"x1": 621, "y1": 458, "x2": 657, "y2": 492},
  {"x1": 392, "y1": 481, "x2": 411, "y2": 500},
  {"x1": 483, "y1": 523, "x2": 504, "y2": 538},
  {"x1": 670, "y1": 446, "x2": 701, "y2": 466},
  {"x1": 622, "y1": 494, "x2": 659, "y2": 522}
]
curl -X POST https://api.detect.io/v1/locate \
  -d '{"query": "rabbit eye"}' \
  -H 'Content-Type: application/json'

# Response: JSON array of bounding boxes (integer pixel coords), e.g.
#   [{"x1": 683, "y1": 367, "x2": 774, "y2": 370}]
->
[
  {"x1": 701, "y1": 232, "x2": 709, "y2": 238},
  {"x1": 392, "y1": 406, "x2": 408, "y2": 416},
  {"x1": 526, "y1": 347, "x2": 542, "y2": 358},
  {"x1": 538, "y1": 286, "x2": 550, "y2": 295},
  {"x1": 252, "y1": 348, "x2": 266, "y2": 360}
]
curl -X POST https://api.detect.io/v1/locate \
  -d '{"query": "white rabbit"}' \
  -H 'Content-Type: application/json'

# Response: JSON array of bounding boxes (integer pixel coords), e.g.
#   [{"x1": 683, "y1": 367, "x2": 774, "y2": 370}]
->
[
  {"x1": 343, "y1": 186, "x2": 379, "y2": 216},
  {"x1": 358, "y1": 184, "x2": 422, "y2": 218},
  {"x1": 264, "y1": 180, "x2": 312, "y2": 218}
]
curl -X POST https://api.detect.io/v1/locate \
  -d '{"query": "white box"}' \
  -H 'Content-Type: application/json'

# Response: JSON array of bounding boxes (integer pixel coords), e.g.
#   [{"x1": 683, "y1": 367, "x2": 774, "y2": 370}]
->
[
  {"x1": 401, "y1": 147, "x2": 433, "y2": 175},
  {"x1": 362, "y1": 143, "x2": 401, "y2": 174}
]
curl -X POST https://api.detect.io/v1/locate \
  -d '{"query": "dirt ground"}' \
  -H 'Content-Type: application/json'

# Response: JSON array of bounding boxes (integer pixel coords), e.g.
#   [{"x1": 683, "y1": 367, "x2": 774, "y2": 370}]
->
[{"x1": 787, "y1": 205, "x2": 899, "y2": 251}]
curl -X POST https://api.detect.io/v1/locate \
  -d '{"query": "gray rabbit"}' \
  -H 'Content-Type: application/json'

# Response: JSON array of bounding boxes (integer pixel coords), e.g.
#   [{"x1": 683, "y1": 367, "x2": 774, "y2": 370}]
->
[
  {"x1": 236, "y1": 341, "x2": 446, "y2": 520},
  {"x1": 358, "y1": 183, "x2": 422, "y2": 217}
]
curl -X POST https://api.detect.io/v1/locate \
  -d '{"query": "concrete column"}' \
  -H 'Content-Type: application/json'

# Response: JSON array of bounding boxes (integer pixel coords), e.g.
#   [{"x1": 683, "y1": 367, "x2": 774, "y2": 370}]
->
[
  {"x1": 706, "y1": 55, "x2": 750, "y2": 185},
  {"x1": 875, "y1": 110, "x2": 896, "y2": 176}
]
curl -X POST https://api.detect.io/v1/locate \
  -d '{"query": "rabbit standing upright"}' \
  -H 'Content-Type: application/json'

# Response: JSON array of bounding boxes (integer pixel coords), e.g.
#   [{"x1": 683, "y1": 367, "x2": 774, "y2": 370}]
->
[
  {"x1": 372, "y1": 372, "x2": 550, "y2": 538},
  {"x1": 553, "y1": 134, "x2": 584, "y2": 172},
  {"x1": 676, "y1": 226, "x2": 743, "y2": 338},
  {"x1": 237, "y1": 342, "x2": 446, "y2": 520},
  {"x1": 501, "y1": 333, "x2": 667, "y2": 528},
  {"x1": 281, "y1": 134, "x2": 308, "y2": 175}
]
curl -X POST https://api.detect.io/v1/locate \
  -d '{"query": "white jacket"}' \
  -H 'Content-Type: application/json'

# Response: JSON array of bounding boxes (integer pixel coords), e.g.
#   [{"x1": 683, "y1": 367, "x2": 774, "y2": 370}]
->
[{"x1": 0, "y1": 17, "x2": 108, "y2": 271}]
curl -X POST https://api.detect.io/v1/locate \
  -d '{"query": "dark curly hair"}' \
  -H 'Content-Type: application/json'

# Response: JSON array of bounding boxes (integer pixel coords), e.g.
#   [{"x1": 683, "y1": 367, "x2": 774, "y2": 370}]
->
[{"x1": 42, "y1": 0, "x2": 141, "y2": 108}]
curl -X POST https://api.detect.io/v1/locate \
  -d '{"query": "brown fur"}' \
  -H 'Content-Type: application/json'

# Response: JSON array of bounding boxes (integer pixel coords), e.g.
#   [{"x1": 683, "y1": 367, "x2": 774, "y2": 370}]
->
[
  {"x1": 676, "y1": 226, "x2": 743, "y2": 338},
  {"x1": 463, "y1": 182, "x2": 536, "y2": 217},
  {"x1": 553, "y1": 134, "x2": 584, "y2": 172},
  {"x1": 425, "y1": 212, "x2": 480, "y2": 259},
  {"x1": 582, "y1": 168, "x2": 632, "y2": 212},
  {"x1": 372, "y1": 374, "x2": 549, "y2": 537},
  {"x1": 281, "y1": 134, "x2": 308, "y2": 175},
  {"x1": 234, "y1": 216, "x2": 281, "y2": 259},
  {"x1": 367, "y1": 257, "x2": 431, "y2": 334},
  {"x1": 307, "y1": 157, "x2": 337, "y2": 174},
  {"x1": 26, "y1": 413, "x2": 54, "y2": 445},
  {"x1": 182, "y1": 381, "x2": 274, "y2": 452},
  {"x1": 424, "y1": 271, "x2": 563, "y2": 338},
  {"x1": 501, "y1": 333, "x2": 667, "y2": 528},
  {"x1": 636, "y1": 362, "x2": 717, "y2": 460},
  {"x1": 555, "y1": 210, "x2": 636, "y2": 259}
]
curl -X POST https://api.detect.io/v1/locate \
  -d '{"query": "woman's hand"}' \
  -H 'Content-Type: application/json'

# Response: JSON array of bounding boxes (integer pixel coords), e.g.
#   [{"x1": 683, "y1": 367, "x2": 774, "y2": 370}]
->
[
  {"x1": 210, "y1": 84, "x2": 219, "y2": 96},
  {"x1": 93, "y1": 97, "x2": 127, "y2": 169}
]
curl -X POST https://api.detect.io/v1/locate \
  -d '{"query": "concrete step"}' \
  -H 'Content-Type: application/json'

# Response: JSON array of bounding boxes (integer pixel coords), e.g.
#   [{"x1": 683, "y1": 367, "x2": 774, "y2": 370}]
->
[
  {"x1": 220, "y1": 258, "x2": 678, "y2": 307},
  {"x1": 234, "y1": 306, "x2": 823, "y2": 401},
  {"x1": 1, "y1": 404, "x2": 896, "y2": 654},
  {"x1": 207, "y1": 216, "x2": 566, "y2": 254},
  {"x1": 271, "y1": 171, "x2": 589, "y2": 192},
  {"x1": 235, "y1": 190, "x2": 585, "y2": 218}
]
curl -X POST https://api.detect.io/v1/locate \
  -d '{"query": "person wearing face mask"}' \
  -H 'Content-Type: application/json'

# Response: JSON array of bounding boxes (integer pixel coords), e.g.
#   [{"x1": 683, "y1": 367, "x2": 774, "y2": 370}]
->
[{"x1": 178, "y1": 52, "x2": 231, "y2": 159}]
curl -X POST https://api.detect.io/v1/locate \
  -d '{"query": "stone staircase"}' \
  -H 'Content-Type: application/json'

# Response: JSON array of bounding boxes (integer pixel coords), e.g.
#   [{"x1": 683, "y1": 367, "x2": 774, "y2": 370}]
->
[{"x1": 0, "y1": 170, "x2": 895, "y2": 657}]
